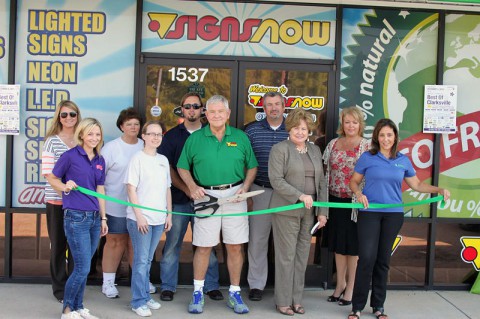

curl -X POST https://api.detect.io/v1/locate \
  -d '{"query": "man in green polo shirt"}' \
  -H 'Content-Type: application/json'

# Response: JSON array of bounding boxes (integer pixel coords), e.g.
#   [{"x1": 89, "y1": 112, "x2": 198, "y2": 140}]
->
[{"x1": 178, "y1": 95, "x2": 258, "y2": 315}]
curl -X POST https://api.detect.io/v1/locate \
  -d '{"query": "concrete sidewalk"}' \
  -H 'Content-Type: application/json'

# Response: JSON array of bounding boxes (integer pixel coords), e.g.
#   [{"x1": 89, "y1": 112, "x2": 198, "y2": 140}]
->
[{"x1": 0, "y1": 284, "x2": 478, "y2": 319}]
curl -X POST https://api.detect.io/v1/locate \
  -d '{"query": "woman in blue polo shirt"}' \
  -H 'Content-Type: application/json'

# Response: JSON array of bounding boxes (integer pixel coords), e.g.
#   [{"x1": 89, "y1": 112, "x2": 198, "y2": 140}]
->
[
  {"x1": 347, "y1": 119, "x2": 450, "y2": 319},
  {"x1": 47, "y1": 118, "x2": 108, "y2": 319}
]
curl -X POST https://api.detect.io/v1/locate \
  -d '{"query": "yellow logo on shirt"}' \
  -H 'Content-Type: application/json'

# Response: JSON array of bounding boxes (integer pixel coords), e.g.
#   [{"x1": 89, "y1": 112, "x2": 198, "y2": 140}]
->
[{"x1": 227, "y1": 142, "x2": 237, "y2": 147}]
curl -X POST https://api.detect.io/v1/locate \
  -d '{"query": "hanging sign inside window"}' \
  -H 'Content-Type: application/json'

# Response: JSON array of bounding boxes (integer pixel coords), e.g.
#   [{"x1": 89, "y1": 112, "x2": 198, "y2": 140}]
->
[
  {"x1": 423, "y1": 85, "x2": 457, "y2": 134},
  {"x1": 0, "y1": 84, "x2": 20, "y2": 135}
]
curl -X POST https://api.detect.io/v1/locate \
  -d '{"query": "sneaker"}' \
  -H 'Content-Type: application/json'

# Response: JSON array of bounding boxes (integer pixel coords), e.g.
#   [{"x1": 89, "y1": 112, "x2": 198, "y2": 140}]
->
[
  {"x1": 228, "y1": 291, "x2": 249, "y2": 314},
  {"x1": 148, "y1": 282, "x2": 157, "y2": 294},
  {"x1": 131, "y1": 305, "x2": 152, "y2": 317},
  {"x1": 188, "y1": 291, "x2": 205, "y2": 314},
  {"x1": 146, "y1": 298, "x2": 161, "y2": 310},
  {"x1": 61, "y1": 312, "x2": 82, "y2": 319},
  {"x1": 102, "y1": 280, "x2": 119, "y2": 298},
  {"x1": 76, "y1": 308, "x2": 99, "y2": 319}
]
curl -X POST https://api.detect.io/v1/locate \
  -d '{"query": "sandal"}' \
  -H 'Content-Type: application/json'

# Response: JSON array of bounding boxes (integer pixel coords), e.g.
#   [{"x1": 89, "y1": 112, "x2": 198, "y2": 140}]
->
[
  {"x1": 347, "y1": 310, "x2": 361, "y2": 319},
  {"x1": 338, "y1": 298, "x2": 352, "y2": 306},
  {"x1": 327, "y1": 289, "x2": 345, "y2": 302},
  {"x1": 292, "y1": 304, "x2": 305, "y2": 314},
  {"x1": 373, "y1": 307, "x2": 388, "y2": 319},
  {"x1": 276, "y1": 305, "x2": 294, "y2": 316}
]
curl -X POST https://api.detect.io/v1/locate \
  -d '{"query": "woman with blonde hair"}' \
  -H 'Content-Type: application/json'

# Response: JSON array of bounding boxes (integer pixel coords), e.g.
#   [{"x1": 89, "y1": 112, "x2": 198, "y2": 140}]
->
[
  {"x1": 42, "y1": 100, "x2": 82, "y2": 303},
  {"x1": 47, "y1": 118, "x2": 109, "y2": 319},
  {"x1": 323, "y1": 106, "x2": 370, "y2": 306}
]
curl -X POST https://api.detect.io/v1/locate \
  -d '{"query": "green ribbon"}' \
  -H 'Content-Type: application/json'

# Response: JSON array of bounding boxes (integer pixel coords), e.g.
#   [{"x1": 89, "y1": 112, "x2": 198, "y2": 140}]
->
[{"x1": 76, "y1": 186, "x2": 445, "y2": 217}]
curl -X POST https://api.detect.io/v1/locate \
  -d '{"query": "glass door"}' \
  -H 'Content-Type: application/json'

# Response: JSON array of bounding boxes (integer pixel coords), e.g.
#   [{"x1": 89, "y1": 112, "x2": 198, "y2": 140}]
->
[
  {"x1": 238, "y1": 61, "x2": 335, "y2": 288},
  {"x1": 138, "y1": 57, "x2": 238, "y2": 285},
  {"x1": 138, "y1": 56, "x2": 335, "y2": 288}
]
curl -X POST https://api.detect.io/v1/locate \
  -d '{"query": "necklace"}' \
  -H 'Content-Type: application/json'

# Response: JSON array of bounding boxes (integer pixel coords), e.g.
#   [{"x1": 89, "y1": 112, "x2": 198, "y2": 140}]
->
[
  {"x1": 342, "y1": 137, "x2": 361, "y2": 151},
  {"x1": 296, "y1": 145, "x2": 308, "y2": 154},
  {"x1": 59, "y1": 134, "x2": 76, "y2": 147}
]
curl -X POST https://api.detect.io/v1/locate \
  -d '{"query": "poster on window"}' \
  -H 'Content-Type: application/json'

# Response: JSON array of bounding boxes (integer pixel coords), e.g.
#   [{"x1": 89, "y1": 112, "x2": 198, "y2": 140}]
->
[
  {"x1": 0, "y1": 84, "x2": 20, "y2": 135},
  {"x1": 423, "y1": 85, "x2": 457, "y2": 134},
  {"x1": 12, "y1": 0, "x2": 137, "y2": 207}
]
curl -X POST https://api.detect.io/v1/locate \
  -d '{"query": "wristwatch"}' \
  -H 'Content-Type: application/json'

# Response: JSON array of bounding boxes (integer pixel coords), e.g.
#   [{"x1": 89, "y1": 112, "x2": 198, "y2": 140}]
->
[{"x1": 101, "y1": 217, "x2": 108, "y2": 221}]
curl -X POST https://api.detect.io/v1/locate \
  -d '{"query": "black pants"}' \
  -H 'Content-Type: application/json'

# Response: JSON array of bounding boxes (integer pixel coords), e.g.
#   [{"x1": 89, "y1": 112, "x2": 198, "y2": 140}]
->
[
  {"x1": 351, "y1": 212, "x2": 403, "y2": 311},
  {"x1": 46, "y1": 203, "x2": 72, "y2": 300}
]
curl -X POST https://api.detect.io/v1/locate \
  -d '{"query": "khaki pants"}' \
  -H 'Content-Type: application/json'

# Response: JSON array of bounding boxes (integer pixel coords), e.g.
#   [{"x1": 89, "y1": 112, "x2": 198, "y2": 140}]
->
[{"x1": 272, "y1": 208, "x2": 314, "y2": 306}]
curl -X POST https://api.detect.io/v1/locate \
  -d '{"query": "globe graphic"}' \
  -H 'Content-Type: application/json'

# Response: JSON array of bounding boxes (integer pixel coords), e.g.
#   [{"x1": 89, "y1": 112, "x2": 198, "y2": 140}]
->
[{"x1": 443, "y1": 14, "x2": 480, "y2": 116}]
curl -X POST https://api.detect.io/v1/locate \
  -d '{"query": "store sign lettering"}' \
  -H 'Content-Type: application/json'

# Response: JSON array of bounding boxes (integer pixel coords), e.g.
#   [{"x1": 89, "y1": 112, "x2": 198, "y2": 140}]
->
[
  {"x1": 24, "y1": 116, "x2": 52, "y2": 185},
  {"x1": 0, "y1": 36, "x2": 5, "y2": 59},
  {"x1": 18, "y1": 186, "x2": 45, "y2": 205},
  {"x1": 27, "y1": 10, "x2": 105, "y2": 57},
  {"x1": 19, "y1": 10, "x2": 107, "y2": 204},
  {"x1": 358, "y1": 18, "x2": 396, "y2": 123},
  {"x1": 399, "y1": 111, "x2": 480, "y2": 185},
  {"x1": 147, "y1": 13, "x2": 331, "y2": 46},
  {"x1": 25, "y1": 10, "x2": 107, "y2": 111},
  {"x1": 248, "y1": 84, "x2": 325, "y2": 110}
]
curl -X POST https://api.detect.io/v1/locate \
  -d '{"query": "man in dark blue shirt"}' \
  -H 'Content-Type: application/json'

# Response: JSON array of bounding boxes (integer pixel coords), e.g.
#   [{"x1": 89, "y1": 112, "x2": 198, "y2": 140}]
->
[
  {"x1": 157, "y1": 92, "x2": 223, "y2": 302},
  {"x1": 244, "y1": 92, "x2": 289, "y2": 301}
]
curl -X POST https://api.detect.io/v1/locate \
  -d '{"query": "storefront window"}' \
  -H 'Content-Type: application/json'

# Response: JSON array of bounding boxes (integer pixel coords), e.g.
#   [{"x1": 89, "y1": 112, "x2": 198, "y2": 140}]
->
[
  {"x1": 440, "y1": 14, "x2": 480, "y2": 219},
  {"x1": 0, "y1": 136, "x2": 6, "y2": 207},
  {"x1": 12, "y1": 213, "x2": 49, "y2": 277},
  {"x1": 0, "y1": 212, "x2": 4, "y2": 277},
  {"x1": 389, "y1": 223, "x2": 428, "y2": 284},
  {"x1": 434, "y1": 223, "x2": 479, "y2": 285},
  {"x1": 340, "y1": 8, "x2": 439, "y2": 218}
]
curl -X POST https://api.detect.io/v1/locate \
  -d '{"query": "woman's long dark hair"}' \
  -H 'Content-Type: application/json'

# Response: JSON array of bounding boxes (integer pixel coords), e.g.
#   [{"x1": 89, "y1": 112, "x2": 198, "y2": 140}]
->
[{"x1": 369, "y1": 118, "x2": 399, "y2": 158}]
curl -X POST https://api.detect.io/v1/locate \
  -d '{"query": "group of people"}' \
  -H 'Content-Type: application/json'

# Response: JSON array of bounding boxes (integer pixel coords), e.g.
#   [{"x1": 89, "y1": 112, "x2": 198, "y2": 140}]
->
[{"x1": 42, "y1": 92, "x2": 450, "y2": 319}]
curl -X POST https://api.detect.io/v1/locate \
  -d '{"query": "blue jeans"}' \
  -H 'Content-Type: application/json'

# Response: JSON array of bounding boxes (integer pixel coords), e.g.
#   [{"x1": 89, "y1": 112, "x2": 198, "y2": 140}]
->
[
  {"x1": 159, "y1": 202, "x2": 220, "y2": 292},
  {"x1": 127, "y1": 218, "x2": 164, "y2": 309},
  {"x1": 63, "y1": 209, "x2": 101, "y2": 312}
]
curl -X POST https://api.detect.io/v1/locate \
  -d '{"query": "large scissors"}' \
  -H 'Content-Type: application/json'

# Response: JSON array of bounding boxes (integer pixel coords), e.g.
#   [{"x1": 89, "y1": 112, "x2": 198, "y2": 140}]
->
[{"x1": 193, "y1": 190, "x2": 265, "y2": 218}]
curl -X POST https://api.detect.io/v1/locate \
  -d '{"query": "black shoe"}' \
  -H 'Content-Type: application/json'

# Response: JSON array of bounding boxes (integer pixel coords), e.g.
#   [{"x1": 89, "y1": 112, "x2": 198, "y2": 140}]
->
[
  {"x1": 205, "y1": 289, "x2": 224, "y2": 300},
  {"x1": 160, "y1": 290, "x2": 174, "y2": 301},
  {"x1": 338, "y1": 298, "x2": 352, "y2": 306},
  {"x1": 327, "y1": 289, "x2": 345, "y2": 302},
  {"x1": 248, "y1": 288, "x2": 263, "y2": 301}
]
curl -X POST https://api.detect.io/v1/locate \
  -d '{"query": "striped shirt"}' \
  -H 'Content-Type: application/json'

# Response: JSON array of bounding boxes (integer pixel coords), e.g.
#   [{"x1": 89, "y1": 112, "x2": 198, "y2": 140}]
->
[
  {"x1": 244, "y1": 119, "x2": 289, "y2": 188},
  {"x1": 42, "y1": 135, "x2": 69, "y2": 203}
]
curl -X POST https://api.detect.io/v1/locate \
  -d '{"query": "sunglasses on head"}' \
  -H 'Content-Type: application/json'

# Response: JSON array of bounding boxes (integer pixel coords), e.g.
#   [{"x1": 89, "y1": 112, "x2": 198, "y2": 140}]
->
[
  {"x1": 182, "y1": 103, "x2": 202, "y2": 110},
  {"x1": 60, "y1": 111, "x2": 77, "y2": 119}
]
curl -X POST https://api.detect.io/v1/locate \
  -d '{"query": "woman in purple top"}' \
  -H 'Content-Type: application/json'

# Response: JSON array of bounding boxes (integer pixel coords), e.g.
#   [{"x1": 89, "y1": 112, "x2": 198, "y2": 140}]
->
[{"x1": 47, "y1": 118, "x2": 109, "y2": 319}]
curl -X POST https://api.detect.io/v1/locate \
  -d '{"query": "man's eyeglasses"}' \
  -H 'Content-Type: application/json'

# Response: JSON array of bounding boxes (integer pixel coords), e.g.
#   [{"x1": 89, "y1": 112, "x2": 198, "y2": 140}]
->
[
  {"x1": 182, "y1": 103, "x2": 202, "y2": 110},
  {"x1": 60, "y1": 112, "x2": 77, "y2": 119},
  {"x1": 145, "y1": 133, "x2": 163, "y2": 138}
]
